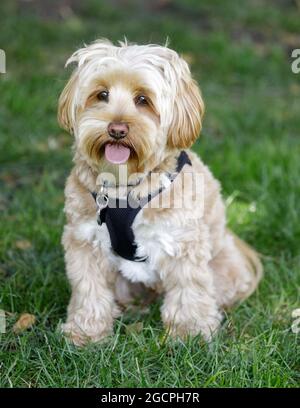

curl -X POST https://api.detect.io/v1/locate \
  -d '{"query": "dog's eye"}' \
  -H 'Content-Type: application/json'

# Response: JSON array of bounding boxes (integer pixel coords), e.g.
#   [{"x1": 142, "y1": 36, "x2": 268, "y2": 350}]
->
[
  {"x1": 135, "y1": 95, "x2": 148, "y2": 106},
  {"x1": 97, "y1": 90, "x2": 109, "y2": 102}
]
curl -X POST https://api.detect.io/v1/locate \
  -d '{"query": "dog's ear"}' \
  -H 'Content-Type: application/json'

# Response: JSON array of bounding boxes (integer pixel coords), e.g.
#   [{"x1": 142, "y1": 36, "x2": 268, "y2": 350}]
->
[
  {"x1": 57, "y1": 71, "x2": 78, "y2": 134},
  {"x1": 167, "y1": 66, "x2": 204, "y2": 149}
]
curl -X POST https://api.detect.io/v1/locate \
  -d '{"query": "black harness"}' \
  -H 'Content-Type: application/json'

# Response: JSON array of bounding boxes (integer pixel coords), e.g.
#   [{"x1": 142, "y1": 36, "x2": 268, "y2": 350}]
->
[{"x1": 91, "y1": 151, "x2": 191, "y2": 262}]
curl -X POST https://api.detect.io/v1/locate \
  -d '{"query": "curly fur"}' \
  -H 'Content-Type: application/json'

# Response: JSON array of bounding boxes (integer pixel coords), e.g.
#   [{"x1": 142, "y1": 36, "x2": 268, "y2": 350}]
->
[{"x1": 58, "y1": 39, "x2": 262, "y2": 346}]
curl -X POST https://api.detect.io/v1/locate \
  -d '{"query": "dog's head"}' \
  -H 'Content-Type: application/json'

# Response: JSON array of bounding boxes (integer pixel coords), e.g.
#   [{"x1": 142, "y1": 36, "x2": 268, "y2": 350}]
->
[{"x1": 58, "y1": 39, "x2": 204, "y2": 174}]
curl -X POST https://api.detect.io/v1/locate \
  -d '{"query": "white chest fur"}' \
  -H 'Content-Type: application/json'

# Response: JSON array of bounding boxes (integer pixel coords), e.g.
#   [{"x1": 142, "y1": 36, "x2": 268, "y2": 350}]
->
[{"x1": 74, "y1": 211, "x2": 180, "y2": 286}]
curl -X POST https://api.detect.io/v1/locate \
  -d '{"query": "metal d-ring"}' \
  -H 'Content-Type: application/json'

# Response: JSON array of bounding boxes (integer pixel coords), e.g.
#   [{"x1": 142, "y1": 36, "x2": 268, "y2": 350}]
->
[
  {"x1": 96, "y1": 193, "x2": 109, "y2": 210},
  {"x1": 95, "y1": 185, "x2": 109, "y2": 225}
]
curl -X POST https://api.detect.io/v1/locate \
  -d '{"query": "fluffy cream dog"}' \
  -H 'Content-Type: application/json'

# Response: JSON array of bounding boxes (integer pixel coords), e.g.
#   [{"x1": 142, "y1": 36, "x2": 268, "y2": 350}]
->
[{"x1": 58, "y1": 39, "x2": 262, "y2": 346}]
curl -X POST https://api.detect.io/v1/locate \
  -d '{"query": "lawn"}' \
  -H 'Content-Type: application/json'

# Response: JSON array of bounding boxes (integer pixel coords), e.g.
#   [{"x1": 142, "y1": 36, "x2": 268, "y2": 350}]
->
[{"x1": 0, "y1": 0, "x2": 299, "y2": 387}]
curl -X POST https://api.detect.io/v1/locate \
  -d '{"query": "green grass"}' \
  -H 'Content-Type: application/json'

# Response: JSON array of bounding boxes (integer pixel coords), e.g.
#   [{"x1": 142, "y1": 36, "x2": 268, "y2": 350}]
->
[{"x1": 0, "y1": 0, "x2": 299, "y2": 387}]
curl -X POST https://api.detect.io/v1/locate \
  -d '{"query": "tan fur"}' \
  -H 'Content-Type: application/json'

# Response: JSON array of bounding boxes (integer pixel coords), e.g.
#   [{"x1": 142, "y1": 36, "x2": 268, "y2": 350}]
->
[
  {"x1": 228, "y1": 230, "x2": 263, "y2": 302},
  {"x1": 58, "y1": 71, "x2": 79, "y2": 133},
  {"x1": 58, "y1": 39, "x2": 263, "y2": 345},
  {"x1": 168, "y1": 78, "x2": 204, "y2": 149}
]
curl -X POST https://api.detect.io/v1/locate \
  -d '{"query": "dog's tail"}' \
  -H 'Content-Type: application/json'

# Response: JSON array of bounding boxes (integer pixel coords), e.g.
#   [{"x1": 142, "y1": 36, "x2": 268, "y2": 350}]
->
[{"x1": 229, "y1": 230, "x2": 263, "y2": 301}]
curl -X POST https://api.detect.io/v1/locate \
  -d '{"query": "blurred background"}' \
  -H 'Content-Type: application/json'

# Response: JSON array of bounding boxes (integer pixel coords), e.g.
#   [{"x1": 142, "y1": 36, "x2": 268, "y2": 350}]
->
[{"x1": 0, "y1": 0, "x2": 299, "y2": 387}]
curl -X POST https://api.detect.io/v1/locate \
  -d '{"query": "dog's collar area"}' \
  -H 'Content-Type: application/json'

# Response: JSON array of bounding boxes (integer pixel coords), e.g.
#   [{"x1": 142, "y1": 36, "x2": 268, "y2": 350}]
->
[{"x1": 91, "y1": 151, "x2": 192, "y2": 262}]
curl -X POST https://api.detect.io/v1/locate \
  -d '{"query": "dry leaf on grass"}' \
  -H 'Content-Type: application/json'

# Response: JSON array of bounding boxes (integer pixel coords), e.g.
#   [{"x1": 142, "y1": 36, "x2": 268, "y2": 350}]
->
[
  {"x1": 15, "y1": 240, "x2": 32, "y2": 250},
  {"x1": 13, "y1": 313, "x2": 36, "y2": 333}
]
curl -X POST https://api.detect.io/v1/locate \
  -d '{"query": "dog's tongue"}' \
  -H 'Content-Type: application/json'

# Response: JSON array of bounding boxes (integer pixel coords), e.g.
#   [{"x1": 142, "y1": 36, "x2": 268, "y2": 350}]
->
[{"x1": 104, "y1": 144, "x2": 130, "y2": 164}]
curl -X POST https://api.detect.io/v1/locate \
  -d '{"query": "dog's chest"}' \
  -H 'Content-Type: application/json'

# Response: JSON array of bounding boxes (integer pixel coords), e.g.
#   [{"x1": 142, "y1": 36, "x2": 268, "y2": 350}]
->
[{"x1": 77, "y1": 213, "x2": 177, "y2": 286}]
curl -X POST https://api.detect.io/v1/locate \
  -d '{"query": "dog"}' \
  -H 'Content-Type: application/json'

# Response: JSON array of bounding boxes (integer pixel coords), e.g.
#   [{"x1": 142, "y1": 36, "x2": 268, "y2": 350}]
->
[{"x1": 58, "y1": 39, "x2": 262, "y2": 346}]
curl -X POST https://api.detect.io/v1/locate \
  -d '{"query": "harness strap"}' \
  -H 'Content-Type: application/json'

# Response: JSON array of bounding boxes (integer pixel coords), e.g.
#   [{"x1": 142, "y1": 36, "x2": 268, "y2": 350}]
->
[{"x1": 91, "y1": 151, "x2": 192, "y2": 262}]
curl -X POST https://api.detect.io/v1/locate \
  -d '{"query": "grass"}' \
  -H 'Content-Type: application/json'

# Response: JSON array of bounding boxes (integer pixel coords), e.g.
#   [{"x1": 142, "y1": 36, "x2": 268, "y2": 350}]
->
[{"x1": 0, "y1": 0, "x2": 300, "y2": 387}]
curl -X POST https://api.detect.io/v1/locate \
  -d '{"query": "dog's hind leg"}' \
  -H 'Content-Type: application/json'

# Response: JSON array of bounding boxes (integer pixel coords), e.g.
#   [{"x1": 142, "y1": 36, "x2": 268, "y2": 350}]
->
[{"x1": 210, "y1": 230, "x2": 263, "y2": 309}]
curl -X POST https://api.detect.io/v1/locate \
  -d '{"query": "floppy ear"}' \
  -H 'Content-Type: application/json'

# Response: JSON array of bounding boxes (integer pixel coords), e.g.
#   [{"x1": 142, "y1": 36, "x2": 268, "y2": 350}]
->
[
  {"x1": 167, "y1": 73, "x2": 204, "y2": 149},
  {"x1": 57, "y1": 71, "x2": 78, "y2": 134}
]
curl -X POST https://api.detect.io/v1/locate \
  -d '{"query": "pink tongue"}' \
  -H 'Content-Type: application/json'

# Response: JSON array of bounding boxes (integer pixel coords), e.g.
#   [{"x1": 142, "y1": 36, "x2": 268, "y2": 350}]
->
[{"x1": 105, "y1": 144, "x2": 130, "y2": 164}]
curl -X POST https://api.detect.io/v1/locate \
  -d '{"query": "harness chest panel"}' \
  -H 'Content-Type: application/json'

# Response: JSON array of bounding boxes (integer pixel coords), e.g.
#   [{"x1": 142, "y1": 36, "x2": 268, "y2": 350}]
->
[{"x1": 92, "y1": 151, "x2": 191, "y2": 262}]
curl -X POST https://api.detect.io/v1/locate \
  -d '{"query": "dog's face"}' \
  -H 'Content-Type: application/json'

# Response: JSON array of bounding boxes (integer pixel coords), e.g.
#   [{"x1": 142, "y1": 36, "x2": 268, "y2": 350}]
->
[{"x1": 58, "y1": 40, "x2": 204, "y2": 176}]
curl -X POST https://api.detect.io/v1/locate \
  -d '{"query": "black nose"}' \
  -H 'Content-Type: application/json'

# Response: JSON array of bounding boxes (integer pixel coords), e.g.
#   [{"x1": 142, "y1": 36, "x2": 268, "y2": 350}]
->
[{"x1": 108, "y1": 122, "x2": 129, "y2": 140}]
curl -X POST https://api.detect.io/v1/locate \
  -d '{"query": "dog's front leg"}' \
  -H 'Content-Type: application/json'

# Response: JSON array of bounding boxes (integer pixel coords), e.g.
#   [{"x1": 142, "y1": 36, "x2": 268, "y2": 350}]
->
[
  {"x1": 161, "y1": 258, "x2": 222, "y2": 341},
  {"x1": 61, "y1": 226, "x2": 120, "y2": 346}
]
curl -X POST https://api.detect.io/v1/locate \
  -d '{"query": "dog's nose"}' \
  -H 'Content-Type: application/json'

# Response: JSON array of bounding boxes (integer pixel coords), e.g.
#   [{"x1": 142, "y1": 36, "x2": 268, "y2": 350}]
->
[{"x1": 108, "y1": 122, "x2": 129, "y2": 140}]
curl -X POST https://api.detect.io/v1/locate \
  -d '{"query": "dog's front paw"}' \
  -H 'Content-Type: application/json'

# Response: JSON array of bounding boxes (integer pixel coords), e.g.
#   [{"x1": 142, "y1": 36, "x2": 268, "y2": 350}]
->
[
  {"x1": 61, "y1": 317, "x2": 113, "y2": 346},
  {"x1": 161, "y1": 307, "x2": 222, "y2": 342}
]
